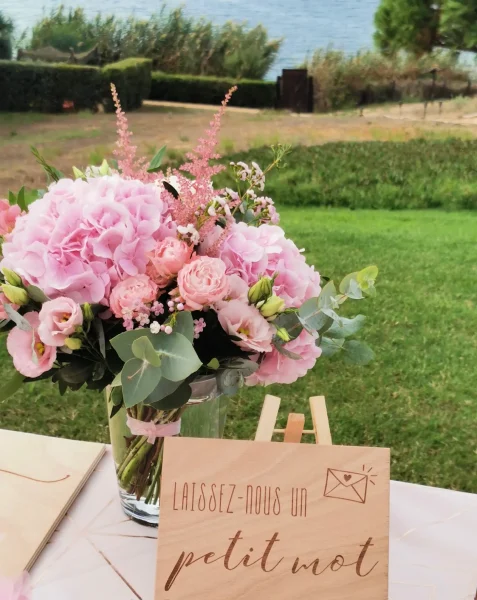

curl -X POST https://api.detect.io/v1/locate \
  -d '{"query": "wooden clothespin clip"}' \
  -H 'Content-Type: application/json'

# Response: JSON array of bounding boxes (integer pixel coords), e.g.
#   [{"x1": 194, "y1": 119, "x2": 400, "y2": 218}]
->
[{"x1": 255, "y1": 394, "x2": 332, "y2": 445}]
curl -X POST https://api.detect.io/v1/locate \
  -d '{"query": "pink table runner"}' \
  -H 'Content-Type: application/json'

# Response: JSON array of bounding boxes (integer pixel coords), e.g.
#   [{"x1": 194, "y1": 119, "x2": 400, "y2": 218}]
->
[{"x1": 30, "y1": 449, "x2": 477, "y2": 600}]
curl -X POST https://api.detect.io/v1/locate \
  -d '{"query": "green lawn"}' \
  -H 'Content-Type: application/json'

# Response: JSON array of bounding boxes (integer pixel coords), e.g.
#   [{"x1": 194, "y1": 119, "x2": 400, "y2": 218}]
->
[{"x1": 1, "y1": 208, "x2": 477, "y2": 492}]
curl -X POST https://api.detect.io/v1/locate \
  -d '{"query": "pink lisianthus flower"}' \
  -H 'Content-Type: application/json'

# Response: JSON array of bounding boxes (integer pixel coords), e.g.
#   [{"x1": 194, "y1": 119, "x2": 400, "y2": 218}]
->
[
  {"x1": 246, "y1": 330, "x2": 322, "y2": 386},
  {"x1": 215, "y1": 274, "x2": 249, "y2": 310},
  {"x1": 109, "y1": 274, "x2": 159, "y2": 319},
  {"x1": 0, "y1": 292, "x2": 19, "y2": 320},
  {"x1": 38, "y1": 297, "x2": 83, "y2": 347},
  {"x1": 7, "y1": 313, "x2": 57, "y2": 378},
  {"x1": 177, "y1": 256, "x2": 229, "y2": 311},
  {"x1": 0, "y1": 571, "x2": 31, "y2": 600},
  {"x1": 0, "y1": 199, "x2": 23, "y2": 237},
  {"x1": 0, "y1": 176, "x2": 176, "y2": 304},
  {"x1": 218, "y1": 299, "x2": 274, "y2": 353},
  {"x1": 146, "y1": 236, "x2": 193, "y2": 287}
]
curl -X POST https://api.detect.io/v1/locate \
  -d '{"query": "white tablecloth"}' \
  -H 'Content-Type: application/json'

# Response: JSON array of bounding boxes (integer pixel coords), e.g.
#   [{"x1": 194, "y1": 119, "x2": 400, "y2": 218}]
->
[{"x1": 30, "y1": 449, "x2": 477, "y2": 600}]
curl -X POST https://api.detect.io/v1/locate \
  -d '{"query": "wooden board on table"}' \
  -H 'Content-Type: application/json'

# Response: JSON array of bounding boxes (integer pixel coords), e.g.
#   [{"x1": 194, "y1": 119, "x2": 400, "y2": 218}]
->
[
  {"x1": 155, "y1": 437, "x2": 390, "y2": 600},
  {"x1": 0, "y1": 429, "x2": 105, "y2": 576}
]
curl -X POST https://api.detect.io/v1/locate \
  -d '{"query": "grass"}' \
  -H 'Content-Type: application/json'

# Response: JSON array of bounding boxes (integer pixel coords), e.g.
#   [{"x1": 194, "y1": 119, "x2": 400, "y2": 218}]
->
[{"x1": 1, "y1": 208, "x2": 477, "y2": 492}]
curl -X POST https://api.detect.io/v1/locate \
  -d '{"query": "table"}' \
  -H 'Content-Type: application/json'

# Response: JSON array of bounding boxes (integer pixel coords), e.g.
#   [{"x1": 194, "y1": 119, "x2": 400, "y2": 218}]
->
[{"x1": 30, "y1": 449, "x2": 477, "y2": 600}]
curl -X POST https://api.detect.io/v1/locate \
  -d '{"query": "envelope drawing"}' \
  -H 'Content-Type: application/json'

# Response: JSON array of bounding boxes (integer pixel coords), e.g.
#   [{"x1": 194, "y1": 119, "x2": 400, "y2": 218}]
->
[{"x1": 323, "y1": 468, "x2": 369, "y2": 504}]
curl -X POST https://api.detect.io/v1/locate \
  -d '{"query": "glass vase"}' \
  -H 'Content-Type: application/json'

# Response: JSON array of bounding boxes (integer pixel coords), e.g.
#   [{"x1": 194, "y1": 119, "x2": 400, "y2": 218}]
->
[{"x1": 106, "y1": 376, "x2": 227, "y2": 526}]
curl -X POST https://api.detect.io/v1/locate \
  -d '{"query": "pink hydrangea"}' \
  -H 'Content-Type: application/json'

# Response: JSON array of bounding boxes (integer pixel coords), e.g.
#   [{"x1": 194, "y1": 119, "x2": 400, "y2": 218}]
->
[
  {"x1": 7, "y1": 312, "x2": 57, "y2": 378},
  {"x1": 38, "y1": 297, "x2": 83, "y2": 347},
  {"x1": 0, "y1": 199, "x2": 22, "y2": 237},
  {"x1": 218, "y1": 299, "x2": 274, "y2": 353},
  {"x1": 246, "y1": 330, "x2": 322, "y2": 386},
  {"x1": 0, "y1": 176, "x2": 176, "y2": 304},
  {"x1": 219, "y1": 222, "x2": 321, "y2": 307}
]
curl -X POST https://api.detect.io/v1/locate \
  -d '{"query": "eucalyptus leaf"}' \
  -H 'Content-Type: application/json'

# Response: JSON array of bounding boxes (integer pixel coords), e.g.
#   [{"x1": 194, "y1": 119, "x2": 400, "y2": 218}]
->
[
  {"x1": 110, "y1": 386, "x2": 123, "y2": 406},
  {"x1": 217, "y1": 369, "x2": 244, "y2": 396},
  {"x1": 274, "y1": 312, "x2": 303, "y2": 340},
  {"x1": 147, "y1": 146, "x2": 167, "y2": 173},
  {"x1": 339, "y1": 272, "x2": 363, "y2": 299},
  {"x1": 327, "y1": 315, "x2": 366, "y2": 339},
  {"x1": 318, "y1": 280, "x2": 339, "y2": 309},
  {"x1": 111, "y1": 372, "x2": 122, "y2": 387},
  {"x1": 121, "y1": 358, "x2": 163, "y2": 407},
  {"x1": 155, "y1": 332, "x2": 202, "y2": 382},
  {"x1": 273, "y1": 341, "x2": 302, "y2": 360},
  {"x1": 319, "y1": 336, "x2": 345, "y2": 357},
  {"x1": 111, "y1": 329, "x2": 155, "y2": 363},
  {"x1": 148, "y1": 380, "x2": 191, "y2": 410},
  {"x1": 145, "y1": 377, "x2": 182, "y2": 406},
  {"x1": 207, "y1": 358, "x2": 220, "y2": 370},
  {"x1": 4, "y1": 304, "x2": 32, "y2": 331},
  {"x1": 26, "y1": 285, "x2": 49, "y2": 303},
  {"x1": 0, "y1": 370, "x2": 24, "y2": 401},
  {"x1": 343, "y1": 340, "x2": 375, "y2": 365},
  {"x1": 357, "y1": 265, "x2": 379, "y2": 294},
  {"x1": 132, "y1": 336, "x2": 162, "y2": 367},
  {"x1": 174, "y1": 311, "x2": 194, "y2": 342},
  {"x1": 298, "y1": 298, "x2": 332, "y2": 333}
]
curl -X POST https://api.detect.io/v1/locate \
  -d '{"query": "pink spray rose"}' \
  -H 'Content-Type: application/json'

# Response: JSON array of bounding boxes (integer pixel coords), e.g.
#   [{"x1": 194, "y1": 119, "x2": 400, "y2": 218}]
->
[
  {"x1": 0, "y1": 292, "x2": 19, "y2": 320},
  {"x1": 218, "y1": 299, "x2": 274, "y2": 353},
  {"x1": 146, "y1": 236, "x2": 193, "y2": 287},
  {"x1": 0, "y1": 571, "x2": 31, "y2": 600},
  {"x1": 109, "y1": 274, "x2": 159, "y2": 319},
  {"x1": 0, "y1": 199, "x2": 22, "y2": 237},
  {"x1": 177, "y1": 256, "x2": 229, "y2": 310},
  {"x1": 7, "y1": 313, "x2": 57, "y2": 378},
  {"x1": 246, "y1": 329, "x2": 322, "y2": 386},
  {"x1": 38, "y1": 297, "x2": 83, "y2": 347}
]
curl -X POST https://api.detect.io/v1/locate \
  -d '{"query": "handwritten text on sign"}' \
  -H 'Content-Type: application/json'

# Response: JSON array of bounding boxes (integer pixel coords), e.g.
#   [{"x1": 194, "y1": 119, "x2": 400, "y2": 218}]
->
[{"x1": 156, "y1": 438, "x2": 390, "y2": 600}]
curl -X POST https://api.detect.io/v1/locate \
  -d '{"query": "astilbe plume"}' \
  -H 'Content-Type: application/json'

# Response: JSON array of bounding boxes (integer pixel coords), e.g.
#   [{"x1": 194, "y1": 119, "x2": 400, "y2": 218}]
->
[{"x1": 111, "y1": 84, "x2": 156, "y2": 183}]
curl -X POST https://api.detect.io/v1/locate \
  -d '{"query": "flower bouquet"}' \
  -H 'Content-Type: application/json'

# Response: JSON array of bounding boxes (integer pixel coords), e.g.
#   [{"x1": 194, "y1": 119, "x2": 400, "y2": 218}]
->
[{"x1": 0, "y1": 86, "x2": 377, "y2": 525}]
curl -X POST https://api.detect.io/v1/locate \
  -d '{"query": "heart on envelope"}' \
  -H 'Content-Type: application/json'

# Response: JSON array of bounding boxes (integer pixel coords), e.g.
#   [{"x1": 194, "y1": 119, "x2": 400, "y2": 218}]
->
[{"x1": 323, "y1": 468, "x2": 368, "y2": 504}]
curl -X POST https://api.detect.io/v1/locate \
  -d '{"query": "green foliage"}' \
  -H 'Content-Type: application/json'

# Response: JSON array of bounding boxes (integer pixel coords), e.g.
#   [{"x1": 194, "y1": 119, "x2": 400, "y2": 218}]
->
[
  {"x1": 307, "y1": 48, "x2": 469, "y2": 111},
  {"x1": 150, "y1": 72, "x2": 277, "y2": 109},
  {"x1": 27, "y1": 5, "x2": 280, "y2": 79},
  {"x1": 0, "y1": 60, "x2": 103, "y2": 112},
  {"x1": 102, "y1": 58, "x2": 152, "y2": 112},
  {"x1": 216, "y1": 139, "x2": 477, "y2": 210},
  {"x1": 0, "y1": 10, "x2": 13, "y2": 60}
]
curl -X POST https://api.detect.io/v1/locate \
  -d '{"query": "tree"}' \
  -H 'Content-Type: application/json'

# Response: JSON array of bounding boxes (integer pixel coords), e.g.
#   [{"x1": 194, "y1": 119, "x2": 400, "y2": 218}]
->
[
  {"x1": 0, "y1": 10, "x2": 14, "y2": 60},
  {"x1": 373, "y1": 0, "x2": 477, "y2": 55}
]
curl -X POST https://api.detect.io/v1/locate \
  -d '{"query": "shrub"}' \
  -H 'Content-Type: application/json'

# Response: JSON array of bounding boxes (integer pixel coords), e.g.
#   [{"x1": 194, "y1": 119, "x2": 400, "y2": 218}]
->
[
  {"x1": 26, "y1": 5, "x2": 281, "y2": 79},
  {"x1": 102, "y1": 58, "x2": 152, "y2": 112},
  {"x1": 308, "y1": 48, "x2": 473, "y2": 111},
  {"x1": 0, "y1": 11, "x2": 13, "y2": 60},
  {"x1": 150, "y1": 73, "x2": 276, "y2": 109},
  {"x1": 0, "y1": 60, "x2": 103, "y2": 112},
  {"x1": 214, "y1": 139, "x2": 477, "y2": 210}
]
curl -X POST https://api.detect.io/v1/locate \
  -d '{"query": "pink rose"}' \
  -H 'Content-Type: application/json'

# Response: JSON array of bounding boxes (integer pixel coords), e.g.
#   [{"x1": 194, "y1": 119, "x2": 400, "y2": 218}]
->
[
  {"x1": 109, "y1": 274, "x2": 159, "y2": 319},
  {"x1": 218, "y1": 299, "x2": 274, "y2": 353},
  {"x1": 146, "y1": 237, "x2": 193, "y2": 287},
  {"x1": 0, "y1": 571, "x2": 31, "y2": 600},
  {"x1": 246, "y1": 330, "x2": 322, "y2": 386},
  {"x1": 7, "y1": 312, "x2": 57, "y2": 378},
  {"x1": 0, "y1": 199, "x2": 22, "y2": 237},
  {"x1": 0, "y1": 292, "x2": 19, "y2": 320},
  {"x1": 177, "y1": 256, "x2": 229, "y2": 311},
  {"x1": 38, "y1": 297, "x2": 83, "y2": 347}
]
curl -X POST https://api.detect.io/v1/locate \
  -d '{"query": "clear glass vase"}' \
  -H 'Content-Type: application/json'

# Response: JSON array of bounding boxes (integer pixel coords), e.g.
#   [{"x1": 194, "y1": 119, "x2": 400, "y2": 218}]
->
[{"x1": 106, "y1": 376, "x2": 227, "y2": 526}]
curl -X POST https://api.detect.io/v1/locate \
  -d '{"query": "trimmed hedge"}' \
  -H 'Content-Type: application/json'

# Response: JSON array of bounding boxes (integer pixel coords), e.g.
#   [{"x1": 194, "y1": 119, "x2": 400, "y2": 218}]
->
[
  {"x1": 0, "y1": 60, "x2": 103, "y2": 112},
  {"x1": 102, "y1": 58, "x2": 152, "y2": 112},
  {"x1": 150, "y1": 72, "x2": 276, "y2": 109}
]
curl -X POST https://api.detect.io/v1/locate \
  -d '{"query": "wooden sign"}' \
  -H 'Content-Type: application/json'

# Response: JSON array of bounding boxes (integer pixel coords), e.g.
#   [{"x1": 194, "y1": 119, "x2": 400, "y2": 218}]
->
[
  {"x1": 0, "y1": 429, "x2": 105, "y2": 576},
  {"x1": 155, "y1": 437, "x2": 390, "y2": 600}
]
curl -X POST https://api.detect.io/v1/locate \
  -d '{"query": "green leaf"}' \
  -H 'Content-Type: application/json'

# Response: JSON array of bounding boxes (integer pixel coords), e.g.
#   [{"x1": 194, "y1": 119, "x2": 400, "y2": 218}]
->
[
  {"x1": 3, "y1": 304, "x2": 32, "y2": 331},
  {"x1": 17, "y1": 186, "x2": 26, "y2": 212},
  {"x1": 155, "y1": 332, "x2": 202, "y2": 382},
  {"x1": 207, "y1": 358, "x2": 220, "y2": 370},
  {"x1": 57, "y1": 360, "x2": 93, "y2": 385},
  {"x1": 92, "y1": 318, "x2": 106, "y2": 358},
  {"x1": 343, "y1": 340, "x2": 375, "y2": 365},
  {"x1": 274, "y1": 312, "x2": 303, "y2": 340},
  {"x1": 298, "y1": 298, "x2": 332, "y2": 333},
  {"x1": 222, "y1": 357, "x2": 259, "y2": 376},
  {"x1": 132, "y1": 336, "x2": 162, "y2": 367},
  {"x1": 273, "y1": 340, "x2": 302, "y2": 360},
  {"x1": 121, "y1": 358, "x2": 162, "y2": 407},
  {"x1": 357, "y1": 265, "x2": 379, "y2": 296},
  {"x1": 26, "y1": 285, "x2": 49, "y2": 303},
  {"x1": 110, "y1": 386, "x2": 123, "y2": 406},
  {"x1": 147, "y1": 145, "x2": 167, "y2": 173},
  {"x1": 146, "y1": 378, "x2": 183, "y2": 408},
  {"x1": 174, "y1": 311, "x2": 194, "y2": 342},
  {"x1": 111, "y1": 372, "x2": 122, "y2": 388},
  {"x1": 111, "y1": 329, "x2": 154, "y2": 363},
  {"x1": 319, "y1": 336, "x2": 345, "y2": 357},
  {"x1": 8, "y1": 190, "x2": 16, "y2": 206},
  {"x1": 217, "y1": 369, "x2": 244, "y2": 396},
  {"x1": 152, "y1": 380, "x2": 192, "y2": 410},
  {"x1": 0, "y1": 371, "x2": 24, "y2": 400},
  {"x1": 327, "y1": 315, "x2": 367, "y2": 339},
  {"x1": 339, "y1": 272, "x2": 363, "y2": 299},
  {"x1": 31, "y1": 146, "x2": 63, "y2": 182},
  {"x1": 318, "y1": 280, "x2": 340, "y2": 309}
]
